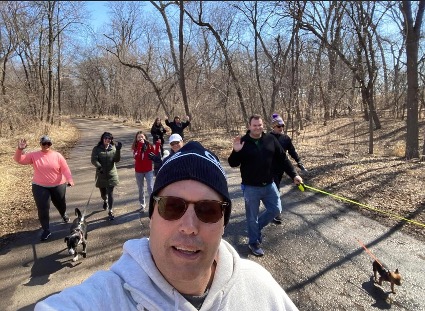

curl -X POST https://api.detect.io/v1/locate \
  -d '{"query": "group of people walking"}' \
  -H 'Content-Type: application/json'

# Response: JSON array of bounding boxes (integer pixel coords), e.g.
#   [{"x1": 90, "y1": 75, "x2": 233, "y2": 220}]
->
[
  {"x1": 17, "y1": 112, "x2": 306, "y2": 310},
  {"x1": 13, "y1": 113, "x2": 304, "y2": 256},
  {"x1": 14, "y1": 116, "x2": 190, "y2": 240}
]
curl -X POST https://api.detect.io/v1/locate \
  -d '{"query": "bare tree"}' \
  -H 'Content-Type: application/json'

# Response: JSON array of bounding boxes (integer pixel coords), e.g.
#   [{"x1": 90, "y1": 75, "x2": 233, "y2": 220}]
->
[
  {"x1": 185, "y1": 1, "x2": 248, "y2": 122},
  {"x1": 292, "y1": 1, "x2": 388, "y2": 153},
  {"x1": 400, "y1": 0, "x2": 425, "y2": 159}
]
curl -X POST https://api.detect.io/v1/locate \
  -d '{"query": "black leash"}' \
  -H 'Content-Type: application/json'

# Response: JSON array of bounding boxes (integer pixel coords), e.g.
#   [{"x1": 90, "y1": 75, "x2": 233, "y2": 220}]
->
[{"x1": 81, "y1": 175, "x2": 98, "y2": 219}]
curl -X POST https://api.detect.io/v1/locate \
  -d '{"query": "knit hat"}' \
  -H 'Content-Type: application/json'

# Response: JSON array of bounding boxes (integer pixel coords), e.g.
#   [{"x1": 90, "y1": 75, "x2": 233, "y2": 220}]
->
[
  {"x1": 101, "y1": 132, "x2": 113, "y2": 140},
  {"x1": 271, "y1": 113, "x2": 285, "y2": 126},
  {"x1": 149, "y1": 141, "x2": 232, "y2": 225},
  {"x1": 169, "y1": 133, "x2": 183, "y2": 144},
  {"x1": 40, "y1": 135, "x2": 52, "y2": 144}
]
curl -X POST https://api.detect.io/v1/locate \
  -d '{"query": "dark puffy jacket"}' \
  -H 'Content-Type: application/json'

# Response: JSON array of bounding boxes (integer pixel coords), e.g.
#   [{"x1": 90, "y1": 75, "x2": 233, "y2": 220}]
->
[
  {"x1": 91, "y1": 144, "x2": 121, "y2": 188},
  {"x1": 165, "y1": 119, "x2": 190, "y2": 138},
  {"x1": 150, "y1": 124, "x2": 166, "y2": 143},
  {"x1": 228, "y1": 132, "x2": 296, "y2": 186}
]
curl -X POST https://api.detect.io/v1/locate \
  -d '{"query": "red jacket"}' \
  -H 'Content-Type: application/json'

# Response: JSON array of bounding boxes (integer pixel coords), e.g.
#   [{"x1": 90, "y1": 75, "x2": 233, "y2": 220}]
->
[{"x1": 133, "y1": 140, "x2": 161, "y2": 173}]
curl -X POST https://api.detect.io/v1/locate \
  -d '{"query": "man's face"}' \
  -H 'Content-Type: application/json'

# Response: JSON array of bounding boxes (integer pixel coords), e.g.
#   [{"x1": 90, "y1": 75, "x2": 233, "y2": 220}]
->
[
  {"x1": 249, "y1": 118, "x2": 264, "y2": 138},
  {"x1": 149, "y1": 180, "x2": 224, "y2": 292},
  {"x1": 170, "y1": 140, "x2": 183, "y2": 152},
  {"x1": 273, "y1": 124, "x2": 284, "y2": 134},
  {"x1": 175, "y1": 118, "x2": 181, "y2": 124}
]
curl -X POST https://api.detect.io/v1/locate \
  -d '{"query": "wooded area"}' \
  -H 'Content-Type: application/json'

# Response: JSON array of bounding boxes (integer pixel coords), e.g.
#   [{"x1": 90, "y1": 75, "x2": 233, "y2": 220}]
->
[{"x1": 0, "y1": 1, "x2": 424, "y2": 159}]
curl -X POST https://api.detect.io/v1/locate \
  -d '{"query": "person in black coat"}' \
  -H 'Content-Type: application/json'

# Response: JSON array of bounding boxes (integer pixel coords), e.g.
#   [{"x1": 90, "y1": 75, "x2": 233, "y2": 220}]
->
[
  {"x1": 269, "y1": 113, "x2": 307, "y2": 224},
  {"x1": 150, "y1": 117, "x2": 167, "y2": 155},
  {"x1": 164, "y1": 115, "x2": 190, "y2": 138},
  {"x1": 228, "y1": 114, "x2": 303, "y2": 257}
]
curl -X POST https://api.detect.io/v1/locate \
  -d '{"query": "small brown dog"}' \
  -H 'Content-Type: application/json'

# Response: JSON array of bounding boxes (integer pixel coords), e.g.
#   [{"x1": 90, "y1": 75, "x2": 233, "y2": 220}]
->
[{"x1": 373, "y1": 260, "x2": 402, "y2": 294}]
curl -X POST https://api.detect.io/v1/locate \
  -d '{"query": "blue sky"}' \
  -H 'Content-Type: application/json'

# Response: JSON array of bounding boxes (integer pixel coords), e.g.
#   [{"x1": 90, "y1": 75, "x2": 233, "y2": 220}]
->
[{"x1": 86, "y1": 1, "x2": 110, "y2": 30}]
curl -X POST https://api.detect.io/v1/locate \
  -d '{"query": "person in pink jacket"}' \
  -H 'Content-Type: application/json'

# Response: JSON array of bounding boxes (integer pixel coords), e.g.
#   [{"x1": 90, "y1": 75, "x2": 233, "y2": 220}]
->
[
  {"x1": 14, "y1": 135, "x2": 74, "y2": 241},
  {"x1": 131, "y1": 131, "x2": 161, "y2": 212}
]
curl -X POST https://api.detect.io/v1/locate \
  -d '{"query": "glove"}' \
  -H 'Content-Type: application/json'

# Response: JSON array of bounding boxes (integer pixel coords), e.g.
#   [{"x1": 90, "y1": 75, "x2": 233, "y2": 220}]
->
[
  {"x1": 115, "y1": 141, "x2": 122, "y2": 150},
  {"x1": 141, "y1": 141, "x2": 148, "y2": 152},
  {"x1": 297, "y1": 162, "x2": 307, "y2": 171},
  {"x1": 149, "y1": 152, "x2": 161, "y2": 163},
  {"x1": 96, "y1": 167, "x2": 104, "y2": 174}
]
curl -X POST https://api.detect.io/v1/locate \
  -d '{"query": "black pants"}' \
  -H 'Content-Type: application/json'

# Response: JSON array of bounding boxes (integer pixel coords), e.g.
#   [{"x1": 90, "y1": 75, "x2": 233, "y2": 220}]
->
[
  {"x1": 32, "y1": 183, "x2": 67, "y2": 231},
  {"x1": 99, "y1": 187, "x2": 114, "y2": 211}
]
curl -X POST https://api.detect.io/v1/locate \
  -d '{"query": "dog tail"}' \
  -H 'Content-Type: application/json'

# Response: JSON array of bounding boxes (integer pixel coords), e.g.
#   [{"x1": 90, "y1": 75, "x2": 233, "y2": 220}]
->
[{"x1": 75, "y1": 208, "x2": 82, "y2": 219}]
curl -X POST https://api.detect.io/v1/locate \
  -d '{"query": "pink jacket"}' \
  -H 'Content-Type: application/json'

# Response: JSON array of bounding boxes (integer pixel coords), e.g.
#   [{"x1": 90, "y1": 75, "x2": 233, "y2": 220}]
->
[{"x1": 14, "y1": 149, "x2": 73, "y2": 187}]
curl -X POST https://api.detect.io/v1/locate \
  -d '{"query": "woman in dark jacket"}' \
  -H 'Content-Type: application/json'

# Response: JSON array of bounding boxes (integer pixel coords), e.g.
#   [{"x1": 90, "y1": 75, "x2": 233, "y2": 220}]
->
[
  {"x1": 150, "y1": 117, "x2": 167, "y2": 155},
  {"x1": 91, "y1": 132, "x2": 122, "y2": 220}
]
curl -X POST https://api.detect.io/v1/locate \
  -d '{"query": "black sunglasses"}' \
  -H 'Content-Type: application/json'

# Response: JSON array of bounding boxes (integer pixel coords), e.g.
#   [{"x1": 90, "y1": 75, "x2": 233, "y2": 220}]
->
[
  {"x1": 41, "y1": 142, "x2": 52, "y2": 146},
  {"x1": 153, "y1": 196, "x2": 229, "y2": 223},
  {"x1": 275, "y1": 125, "x2": 283, "y2": 128}
]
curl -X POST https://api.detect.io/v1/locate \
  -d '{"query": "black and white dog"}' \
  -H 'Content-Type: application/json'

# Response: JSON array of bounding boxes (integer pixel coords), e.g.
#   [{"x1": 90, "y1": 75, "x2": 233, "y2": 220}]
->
[{"x1": 64, "y1": 208, "x2": 87, "y2": 262}]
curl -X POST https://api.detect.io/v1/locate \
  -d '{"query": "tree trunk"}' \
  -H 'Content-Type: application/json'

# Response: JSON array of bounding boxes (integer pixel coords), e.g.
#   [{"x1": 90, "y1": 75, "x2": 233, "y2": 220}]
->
[
  {"x1": 178, "y1": 1, "x2": 190, "y2": 120},
  {"x1": 401, "y1": 1, "x2": 424, "y2": 159},
  {"x1": 57, "y1": 3, "x2": 62, "y2": 126},
  {"x1": 47, "y1": 1, "x2": 55, "y2": 125}
]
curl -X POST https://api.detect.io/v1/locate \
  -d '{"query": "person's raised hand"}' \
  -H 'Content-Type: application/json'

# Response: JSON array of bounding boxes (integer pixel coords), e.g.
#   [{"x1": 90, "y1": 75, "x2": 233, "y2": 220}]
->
[
  {"x1": 186, "y1": 115, "x2": 190, "y2": 121},
  {"x1": 232, "y1": 136, "x2": 244, "y2": 152},
  {"x1": 18, "y1": 139, "x2": 27, "y2": 150},
  {"x1": 115, "y1": 141, "x2": 122, "y2": 150}
]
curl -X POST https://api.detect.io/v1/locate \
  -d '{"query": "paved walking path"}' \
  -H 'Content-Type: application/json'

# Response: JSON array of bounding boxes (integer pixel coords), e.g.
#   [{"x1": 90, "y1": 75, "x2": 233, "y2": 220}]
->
[{"x1": 0, "y1": 117, "x2": 423, "y2": 310}]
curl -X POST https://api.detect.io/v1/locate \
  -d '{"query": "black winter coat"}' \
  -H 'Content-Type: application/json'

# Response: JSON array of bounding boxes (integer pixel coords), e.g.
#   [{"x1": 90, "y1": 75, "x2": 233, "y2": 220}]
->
[
  {"x1": 228, "y1": 132, "x2": 297, "y2": 186},
  {"x1": 165, "y1": 119, "x2": 190, "y2": 138},
  {"x1": 269, "y1": 132, "x2": 301, "y2": 163},
  {"x1": 150, "y1": 124, "x2": 166, "y2": 143}
]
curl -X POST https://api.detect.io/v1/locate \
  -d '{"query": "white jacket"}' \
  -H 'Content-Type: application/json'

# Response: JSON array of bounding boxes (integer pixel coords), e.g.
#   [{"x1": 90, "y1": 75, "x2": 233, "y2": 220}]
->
[{"x1": 35, "y1": 238, "x2": 298, "y2": 311}]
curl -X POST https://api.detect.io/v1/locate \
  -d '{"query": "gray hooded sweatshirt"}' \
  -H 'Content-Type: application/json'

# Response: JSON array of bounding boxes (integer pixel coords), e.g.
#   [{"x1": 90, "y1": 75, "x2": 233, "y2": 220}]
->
[{"x1": 35, "y1": 238, "x2": 298, "y2": 311}]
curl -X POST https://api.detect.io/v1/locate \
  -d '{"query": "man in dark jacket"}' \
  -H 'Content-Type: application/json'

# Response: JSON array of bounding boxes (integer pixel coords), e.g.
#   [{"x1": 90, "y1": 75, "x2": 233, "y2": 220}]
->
[
  {"x1": 165, "y1": 115, "x2": 190, "y2": 138},
  {"x1": 228, "y1": 114, "x2": 303, "y2": 257},
  {"x1": 269, "y1": 113, "x2": 306, "y2": 224}
]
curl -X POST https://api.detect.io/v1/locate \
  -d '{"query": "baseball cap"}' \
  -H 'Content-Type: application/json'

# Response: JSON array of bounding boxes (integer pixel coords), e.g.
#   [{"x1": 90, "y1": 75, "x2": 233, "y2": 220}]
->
[
  {"x1": 169, "y1": 134, "x2": 183, "y2": 144},
  {"x1": 40, "y1": 135, "x2": 52, "y2": 144}
]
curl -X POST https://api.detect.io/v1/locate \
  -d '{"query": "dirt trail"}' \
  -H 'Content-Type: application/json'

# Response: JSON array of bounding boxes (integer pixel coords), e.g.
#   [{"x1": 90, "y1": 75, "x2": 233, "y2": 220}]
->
[{"x1": 0, "y1": 118, "x2": 423, "y2": 311}]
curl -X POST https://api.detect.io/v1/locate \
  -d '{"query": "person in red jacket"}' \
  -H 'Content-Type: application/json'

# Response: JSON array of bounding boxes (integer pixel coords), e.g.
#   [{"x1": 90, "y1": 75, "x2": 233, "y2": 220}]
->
[{"x1": 132, "y1": 131, "x2": 161, "y2": 212}]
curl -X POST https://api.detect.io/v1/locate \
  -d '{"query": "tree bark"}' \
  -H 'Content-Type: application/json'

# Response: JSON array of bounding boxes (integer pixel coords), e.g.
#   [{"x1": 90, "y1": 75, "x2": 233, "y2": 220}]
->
[{"x1": 401, "y1": 0, "x2": 425, "y2": 159}]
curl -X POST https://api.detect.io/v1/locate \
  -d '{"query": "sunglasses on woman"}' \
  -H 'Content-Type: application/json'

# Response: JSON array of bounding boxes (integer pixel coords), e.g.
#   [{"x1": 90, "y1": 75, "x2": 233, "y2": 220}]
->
[
  {"x1": 153, "y1": 196, "x2": 229, "y2": 223},
  {"x1": 41, "y1": 142, "x2": 52, "y2": 146}
]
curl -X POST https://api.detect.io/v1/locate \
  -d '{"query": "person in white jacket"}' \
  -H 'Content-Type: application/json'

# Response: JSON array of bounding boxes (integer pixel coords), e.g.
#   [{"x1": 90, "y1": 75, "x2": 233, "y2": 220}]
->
[{"x1": 35, "y1": 141, "x2": 298, "y2": 311}]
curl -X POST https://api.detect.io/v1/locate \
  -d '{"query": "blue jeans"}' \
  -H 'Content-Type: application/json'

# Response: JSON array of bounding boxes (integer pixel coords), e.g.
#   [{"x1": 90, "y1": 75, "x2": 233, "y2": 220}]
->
[
  {"x1": 241, "y1": 183, "x2": 282, "y2": 244},
  {"x1": 135, "y1": 171, "x2": 154, "y2": 208}
]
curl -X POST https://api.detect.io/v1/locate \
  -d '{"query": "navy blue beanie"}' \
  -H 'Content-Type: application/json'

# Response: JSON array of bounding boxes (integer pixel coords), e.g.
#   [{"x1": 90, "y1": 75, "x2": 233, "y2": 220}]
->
[{"x1": 149, "y1": 141, "x2": 232, "y2": 225}]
